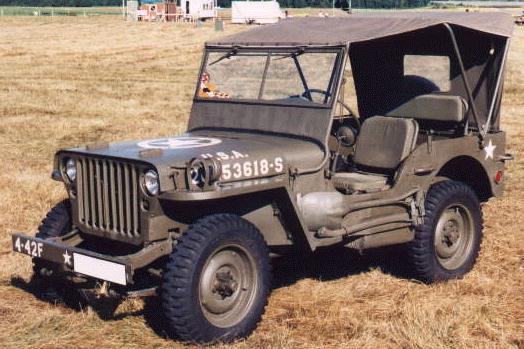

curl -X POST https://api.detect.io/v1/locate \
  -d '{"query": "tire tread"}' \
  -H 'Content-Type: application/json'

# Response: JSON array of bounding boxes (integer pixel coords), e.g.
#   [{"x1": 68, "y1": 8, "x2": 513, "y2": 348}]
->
[
  {"x1": 161, "y1": 214, "x2": 271, "y2": 344},
  {"x1": 406, "y1": 180, "x2": 483, "y2": 283}
]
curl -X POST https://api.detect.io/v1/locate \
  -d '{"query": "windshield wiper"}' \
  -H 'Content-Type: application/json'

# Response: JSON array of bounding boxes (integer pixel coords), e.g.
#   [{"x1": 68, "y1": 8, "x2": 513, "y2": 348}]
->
[
  {"x1": 209, "y1": 47, "x2": 239, "y2": 66},
  {"x1": 274, "y1": 47, "x2": 305, "y2": 61}
]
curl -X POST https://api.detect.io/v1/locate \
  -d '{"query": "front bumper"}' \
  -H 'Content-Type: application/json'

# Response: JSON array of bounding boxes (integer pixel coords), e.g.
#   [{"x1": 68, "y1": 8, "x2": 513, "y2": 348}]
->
[{"x1": 12, "y1": 232, "x2": 172, "y2": 286}]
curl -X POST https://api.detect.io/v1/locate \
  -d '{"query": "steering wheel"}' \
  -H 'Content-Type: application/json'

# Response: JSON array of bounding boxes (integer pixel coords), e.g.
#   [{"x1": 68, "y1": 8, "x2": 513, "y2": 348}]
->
[
  {"x1": 301, "y1": 88, "x2": 331, "y2": 102},
  {"x1": 294, "y1": 88, "x2": 361, "y2": 129},
  {"x1": 337, "y1": 99, "x2": 360, "y2": 129},
  {"x1": 302, "y1": 89, "x2": 360, "y2": 130}
]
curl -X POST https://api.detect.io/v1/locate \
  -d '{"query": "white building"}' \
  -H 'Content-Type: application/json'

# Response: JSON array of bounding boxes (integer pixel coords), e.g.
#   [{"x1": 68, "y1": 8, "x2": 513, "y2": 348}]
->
[
  {"x1": 180, "y1": 0, "x2": 217, "y2": 20},
  {"x1": 231, "y1": 0, "x2": 285, "y2": 24}
]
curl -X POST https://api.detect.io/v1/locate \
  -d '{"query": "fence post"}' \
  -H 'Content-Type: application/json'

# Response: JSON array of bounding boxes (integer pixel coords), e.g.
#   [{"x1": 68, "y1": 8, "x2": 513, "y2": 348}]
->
[{"x1": 215, "y1": 19, "x2": 223, "y2": 32}]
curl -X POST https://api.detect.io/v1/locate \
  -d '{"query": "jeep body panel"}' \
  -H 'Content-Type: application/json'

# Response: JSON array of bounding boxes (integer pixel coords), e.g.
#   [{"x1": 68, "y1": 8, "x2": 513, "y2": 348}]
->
[
  {"x1": 57, "y1": 130, "x2": 323, "y2": 189},
  {"x1": 55, "y1": 131, "x2": 324, "y2": 246}
]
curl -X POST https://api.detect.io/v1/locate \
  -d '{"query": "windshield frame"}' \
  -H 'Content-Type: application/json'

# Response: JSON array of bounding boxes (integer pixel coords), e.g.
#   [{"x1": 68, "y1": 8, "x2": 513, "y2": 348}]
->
[{"x1": 194, "y1": 45, "x2": 346, "y2": 109}]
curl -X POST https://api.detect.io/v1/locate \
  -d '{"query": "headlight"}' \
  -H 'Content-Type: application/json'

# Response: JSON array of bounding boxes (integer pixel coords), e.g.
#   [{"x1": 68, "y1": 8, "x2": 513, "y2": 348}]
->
[
  {"x1": 189, "y1": 158, "x2": 221, "y2": 188},
  {"x1": 190, "y1": 161, "x2": 207, "y2": 187},
  {"x1": 65, "y1": 158, "x2": 77, "y2": 182},
  {"x1": 144, "y1": 170, "x2": 159, "y2": 195}
]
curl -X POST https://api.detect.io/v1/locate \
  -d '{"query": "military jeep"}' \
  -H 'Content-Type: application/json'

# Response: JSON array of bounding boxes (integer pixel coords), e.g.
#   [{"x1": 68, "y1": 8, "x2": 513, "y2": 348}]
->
[{"x1": 12, "y1": 13, "x2": 514, "y2": 343}]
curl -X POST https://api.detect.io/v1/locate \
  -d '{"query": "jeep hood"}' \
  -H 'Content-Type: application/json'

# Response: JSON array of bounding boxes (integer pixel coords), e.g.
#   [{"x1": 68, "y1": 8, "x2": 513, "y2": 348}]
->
[{"x1": 61, "y1": 130, "x2": 324, "y2": 183}]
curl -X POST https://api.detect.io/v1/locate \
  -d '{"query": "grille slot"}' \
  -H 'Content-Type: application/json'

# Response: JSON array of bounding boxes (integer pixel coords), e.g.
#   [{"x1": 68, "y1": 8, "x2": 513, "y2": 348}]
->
[{"x1": 77, "y1": 158, "x2": 141, "y2": 239}]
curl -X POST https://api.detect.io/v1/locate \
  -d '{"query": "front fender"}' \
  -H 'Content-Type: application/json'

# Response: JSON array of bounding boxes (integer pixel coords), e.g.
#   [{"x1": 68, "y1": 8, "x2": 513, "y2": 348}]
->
[{"x1": 159, "y1": 179, "x2": 314, "y2": 251}]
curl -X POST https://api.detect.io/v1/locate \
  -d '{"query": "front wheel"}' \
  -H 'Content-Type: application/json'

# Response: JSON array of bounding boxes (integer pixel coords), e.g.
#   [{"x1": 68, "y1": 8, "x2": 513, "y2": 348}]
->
[
  {"x1": 33, "y1": 200, "x2": 72, "y2": 279},
  {"x1": 31, "y1": 200, "x2": 85, "y2": 308},
  {"x1": 161, "y1": 214, "x2": 271, "y2": 344},
  {"x1": 405, "y1": 180, "x2": 483, "y2": 283}
]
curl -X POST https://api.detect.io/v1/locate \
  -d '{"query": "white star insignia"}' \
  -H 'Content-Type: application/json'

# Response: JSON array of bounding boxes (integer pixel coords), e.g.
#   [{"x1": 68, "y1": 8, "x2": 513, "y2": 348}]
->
[
  {"x1": 484, "y1": 139, "x2": 496, "y2": 160},
  {"x1": 137, "y1": 137, "x2": 222, "y2": 150},
  {"x1": 63, "y1": 250, "x2": 72, "y2": 266}
]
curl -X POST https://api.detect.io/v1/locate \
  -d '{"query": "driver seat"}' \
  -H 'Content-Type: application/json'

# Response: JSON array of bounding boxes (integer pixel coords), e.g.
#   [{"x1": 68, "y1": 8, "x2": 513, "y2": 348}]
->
[{"x1": 332, "y1": 116, "x2": 418, "y2": 194}]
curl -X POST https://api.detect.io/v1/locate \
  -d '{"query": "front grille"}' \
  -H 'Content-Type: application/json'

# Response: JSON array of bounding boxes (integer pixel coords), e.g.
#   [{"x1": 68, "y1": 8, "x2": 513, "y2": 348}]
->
[{"x1": 77, "y1": 157, "x2": 141, "y2": 239}]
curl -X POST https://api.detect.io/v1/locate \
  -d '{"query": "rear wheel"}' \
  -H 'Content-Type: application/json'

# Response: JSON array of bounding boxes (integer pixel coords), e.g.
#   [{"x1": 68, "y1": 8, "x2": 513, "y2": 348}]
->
[
  {"x1": 405, "y1": 180, "x2": 483, "y2": 283},
  {"x1": 161, "y1": 214, "x2": 271, "y2": 344}
]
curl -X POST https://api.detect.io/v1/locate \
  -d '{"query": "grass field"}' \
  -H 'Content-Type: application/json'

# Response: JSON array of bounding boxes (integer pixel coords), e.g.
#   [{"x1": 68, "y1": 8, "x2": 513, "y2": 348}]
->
[{"x1": 0, "y1": 15, "x2": 523, "y2": 349}]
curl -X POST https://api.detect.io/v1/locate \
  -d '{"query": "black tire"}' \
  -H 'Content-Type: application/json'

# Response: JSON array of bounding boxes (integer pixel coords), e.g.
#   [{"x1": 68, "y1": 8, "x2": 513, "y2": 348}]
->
[
  {"x1": 30, "y1": 200, "x2": 85, "y2": 309},
  {"x1": 161, "y1": 214, "x2": 271, "y2": 344},
  {"x1": 406, "y1": 180, "x2": 483, "y2": 283},
  {"x1": 33, "y1": 200, "x2": 72, "y2": 278}
]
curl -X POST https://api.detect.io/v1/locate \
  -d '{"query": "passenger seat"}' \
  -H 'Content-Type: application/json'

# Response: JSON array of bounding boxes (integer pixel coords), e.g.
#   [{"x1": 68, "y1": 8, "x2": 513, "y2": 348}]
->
[{"x1": 332, "y1": 116, "x2": 419, "y2": 194}]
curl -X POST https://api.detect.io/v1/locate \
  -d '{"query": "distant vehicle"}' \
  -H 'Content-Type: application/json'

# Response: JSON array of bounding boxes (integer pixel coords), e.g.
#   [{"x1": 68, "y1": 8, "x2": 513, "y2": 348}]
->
[
  {"x1": 12, "y1": 12, "x2": 514, "y2": 344},
  {"x1": 516, "y1": 13, "x2": 524, "y2": 26},
  {"x1": 231, "y1": 0, "x2": 284, "y2": 24}
]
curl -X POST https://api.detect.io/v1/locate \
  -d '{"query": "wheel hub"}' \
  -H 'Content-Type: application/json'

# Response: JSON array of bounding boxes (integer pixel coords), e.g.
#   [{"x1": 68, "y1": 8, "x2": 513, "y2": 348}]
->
[
  {"x1": 442, "y1": 220, "x2": 460, "y2": 246},
  {"x1": 199, "y1": 245, "x2": 258, "y2": 328},
  {"x1": 212, "y1": 270, "x2": 238, "y2": 299},
  {"x1": 434, "y1": 204, "x2": 475, "y2": 270}
]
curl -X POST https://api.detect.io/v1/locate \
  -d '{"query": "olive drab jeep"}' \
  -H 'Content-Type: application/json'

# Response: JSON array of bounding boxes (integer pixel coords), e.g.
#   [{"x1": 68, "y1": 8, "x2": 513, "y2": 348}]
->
[{"x1": 12, "y1": 13, "x2": 514, "y2": 344}]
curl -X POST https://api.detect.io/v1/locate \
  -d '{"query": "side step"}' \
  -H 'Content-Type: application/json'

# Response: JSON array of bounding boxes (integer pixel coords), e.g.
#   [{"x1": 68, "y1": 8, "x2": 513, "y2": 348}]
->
[{"x1": 345, "y1": 229, "x2": 414, "y2": 250}]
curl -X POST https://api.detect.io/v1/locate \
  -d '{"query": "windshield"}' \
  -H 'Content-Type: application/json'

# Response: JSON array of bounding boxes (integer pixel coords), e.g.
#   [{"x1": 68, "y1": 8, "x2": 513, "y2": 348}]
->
[{"x1": 197, "y1": 48, "x2": 341, "y2": 106}]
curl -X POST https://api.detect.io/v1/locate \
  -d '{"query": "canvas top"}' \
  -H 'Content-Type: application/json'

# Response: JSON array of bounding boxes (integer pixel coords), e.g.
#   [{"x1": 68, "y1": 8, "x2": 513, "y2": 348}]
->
[{"x1": 206, "y1": 12, "x2": 514, "y2": 47}]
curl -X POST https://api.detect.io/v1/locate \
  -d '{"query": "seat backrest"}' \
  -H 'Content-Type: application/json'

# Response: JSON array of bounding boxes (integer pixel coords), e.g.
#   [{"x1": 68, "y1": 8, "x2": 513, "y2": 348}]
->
[
  {"x1": 353, "y1": 116, "x2": 418, "y2": 171},
  {"x1": 386, "y1": 94, "x2": 467, "y2": 122}
]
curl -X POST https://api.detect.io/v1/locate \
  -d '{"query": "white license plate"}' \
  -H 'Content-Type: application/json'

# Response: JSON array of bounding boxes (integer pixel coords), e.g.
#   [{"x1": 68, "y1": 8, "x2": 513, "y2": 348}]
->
[{"x1": 73, "y1": 253, "x2": 127, "y2": 285}]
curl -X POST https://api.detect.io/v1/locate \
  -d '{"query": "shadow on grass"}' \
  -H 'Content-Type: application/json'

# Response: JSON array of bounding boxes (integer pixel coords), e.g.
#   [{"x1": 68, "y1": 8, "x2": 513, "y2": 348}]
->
[
  {"x1": 9, "y1": 245, "x2": 414, "y2": 340},
  {"x1": 10, "y1": 275, "x2": 122, "y2": 319},
  {"x1": 271, "y1": 244, "x2": 414, "y2": 288}
]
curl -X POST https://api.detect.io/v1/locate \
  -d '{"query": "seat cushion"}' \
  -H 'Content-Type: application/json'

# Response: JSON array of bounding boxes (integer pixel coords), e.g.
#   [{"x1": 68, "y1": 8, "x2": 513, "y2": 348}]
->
[
  {"x1": 353, "y1": 116, "x2": 418, "y2": 170},
  {"x1": 386, "y1": 94, "x2": 467, "y2": 122},
  {"x1": 332, "y1": 172, "x2": 389, "y2": 194}
]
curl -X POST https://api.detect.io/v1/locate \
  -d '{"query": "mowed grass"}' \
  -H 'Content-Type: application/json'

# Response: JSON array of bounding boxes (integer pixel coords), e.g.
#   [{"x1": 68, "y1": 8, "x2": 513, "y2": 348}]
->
[{"x1": 0, "y1": 15, "x2": 523, "y2": 349}]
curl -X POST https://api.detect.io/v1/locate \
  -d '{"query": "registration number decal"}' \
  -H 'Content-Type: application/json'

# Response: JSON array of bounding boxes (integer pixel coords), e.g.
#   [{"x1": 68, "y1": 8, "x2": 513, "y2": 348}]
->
[
  {"x1": 14, "y1": 236, "x2": 43, "y2": 258},
  {"x1": 221, "y1": 158, "x2": 284, "y2": 181},
  {"x1": 13, "y1": 235, "x2": 73, "y2": 267},
  {"x1": 199, "y1": 150, "x2": 285, "y2": 182}
]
